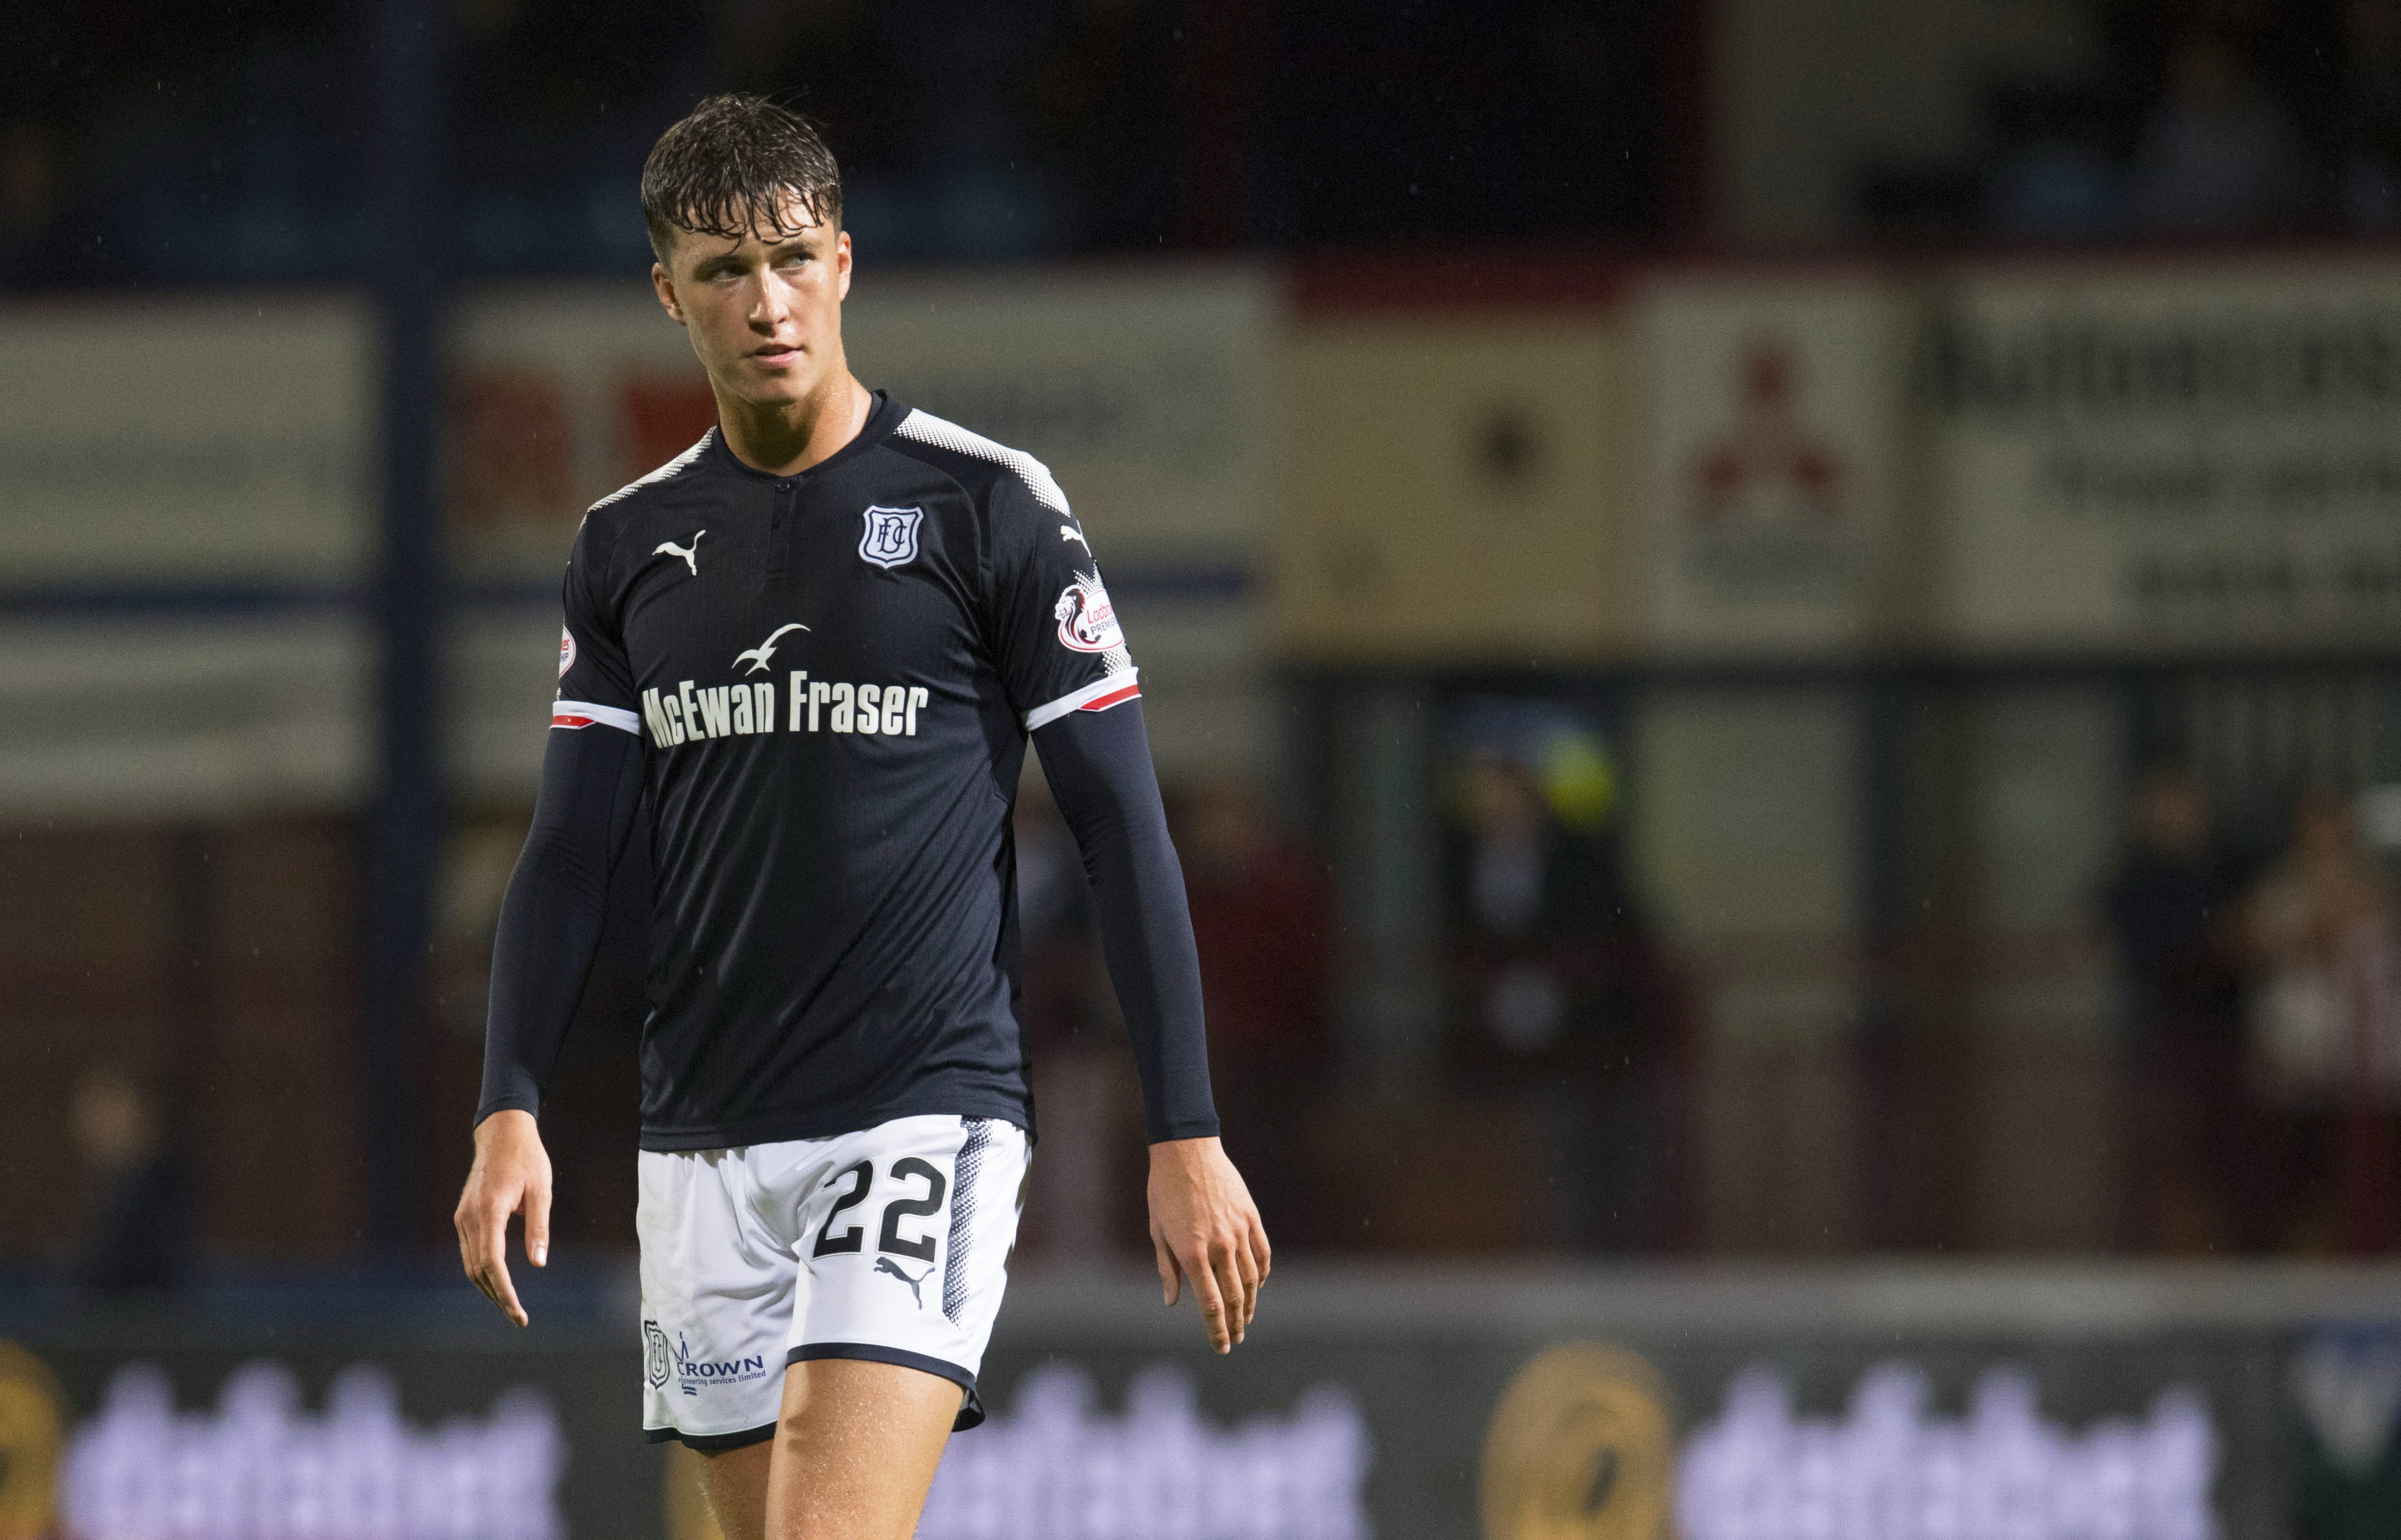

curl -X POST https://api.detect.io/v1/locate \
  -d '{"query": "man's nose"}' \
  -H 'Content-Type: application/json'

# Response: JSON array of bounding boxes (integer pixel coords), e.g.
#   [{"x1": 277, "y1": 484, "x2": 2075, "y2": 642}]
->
[{"x1": 749, "y1": 272, "x2": 791, "y2": 327}]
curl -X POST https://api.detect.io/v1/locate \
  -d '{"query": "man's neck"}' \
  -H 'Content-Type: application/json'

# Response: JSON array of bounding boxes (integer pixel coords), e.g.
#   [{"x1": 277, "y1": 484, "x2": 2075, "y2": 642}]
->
[{"x1": 714, "y1": 371, "x2": 872, "y2": 477}]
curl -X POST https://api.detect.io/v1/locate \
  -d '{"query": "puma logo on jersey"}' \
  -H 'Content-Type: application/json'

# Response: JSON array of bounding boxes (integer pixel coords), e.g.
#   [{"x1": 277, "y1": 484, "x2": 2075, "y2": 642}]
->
[
  {"x1": 1059, "y1": 524, "x2": 1092, "y2": 556},
  {"x1": 653, "y1": 531, "x2": 706, "y2": 576},
  {"x1": 734, "y1": 622, "x2": 810, "y2": 674},
  {"x1": 874, "y1": 1256, "x2": 930, "y2": 1308}
]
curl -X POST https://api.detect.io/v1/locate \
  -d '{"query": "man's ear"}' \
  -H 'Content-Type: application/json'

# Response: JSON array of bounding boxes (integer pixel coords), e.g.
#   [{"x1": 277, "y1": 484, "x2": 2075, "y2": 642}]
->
[
  {"x1": 836, "y1": 232, "x2": 853, "y2": 302},
  {"x1": 651, "y1": 262, "x2": 686, "y2": 327}
]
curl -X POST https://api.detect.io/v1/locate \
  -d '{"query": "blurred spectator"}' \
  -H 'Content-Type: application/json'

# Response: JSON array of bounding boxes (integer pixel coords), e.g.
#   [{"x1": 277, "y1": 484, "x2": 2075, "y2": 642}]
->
[
  {"x1": 2333, "y1": 0, "x2": 2401, "y2": 227},
  {"x1": 2127, "y1": 25, "x2": 2314, "y2": 233},
  {"x1": 1170, "y1": 778, "x2": 1335, "y2": 1246},
  {"x1": 70, "y1": 1063, "x2": 196, "y2": 1293},
  {"x1": 1443, "y1": 754, "x2": 1680, "y2": 1251},
  {"x1": 2105, "y1": 766, "x2": 2243, "y2": 1046},
  {"x1": 1448, "y1": 755, "x2": 1616, "y2": 1055},
  {"x1": 2100, "y1": 766, "x2": 2244, "y2": 1251},
  {"x1": 2241, "y1": 787, "x2": 2401, "y2": 1251}
]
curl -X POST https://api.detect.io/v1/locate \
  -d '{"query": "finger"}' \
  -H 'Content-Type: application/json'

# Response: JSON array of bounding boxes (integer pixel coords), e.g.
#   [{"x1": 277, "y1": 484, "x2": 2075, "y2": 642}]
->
[
  {"x1": 483, "y1": 1206, "x2": 528, "y2": 1326},
  {"x1": 523, "y1": 1178, "x2": 553, "y2": 1269},
  {"x1": 1251, "y1": 1211, "x2": 1272, "y2": 1282},
  {"x1": 1153, "y1": 1227, "x2": 1182, "y2": 1308},
  {"x1": 1210, "y1": 1238, "x2": 1249, "y2": 1347},
  {"x1": 486, "y1": 1253, "x2": 528, "y2": 1328},
  {"x1": 1232, "y1": 1232, "x2": 1262, "y2": 1335},
  {"x1": 1185, "y1": 1246, "x2": 1231, "y2": 1353},
  {"x1": 459, "y1": 1208, "x2": 496, "y2": 1295}
]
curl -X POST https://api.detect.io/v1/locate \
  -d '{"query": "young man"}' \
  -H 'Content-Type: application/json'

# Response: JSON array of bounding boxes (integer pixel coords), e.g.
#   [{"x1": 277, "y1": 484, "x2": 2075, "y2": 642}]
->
[{"x1": 454, "y1": 95, "x2": 1269, "y2": 1540}]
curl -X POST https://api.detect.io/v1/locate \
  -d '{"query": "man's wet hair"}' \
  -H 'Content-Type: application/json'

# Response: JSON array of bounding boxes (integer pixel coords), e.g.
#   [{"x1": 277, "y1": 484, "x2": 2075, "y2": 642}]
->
[{"x1": 640, "y1": 94, "x2": 842, "y2": 264}]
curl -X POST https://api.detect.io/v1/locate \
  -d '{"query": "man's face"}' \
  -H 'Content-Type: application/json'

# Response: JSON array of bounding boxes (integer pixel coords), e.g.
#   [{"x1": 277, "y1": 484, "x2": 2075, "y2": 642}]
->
[{"x1": 651, "y1": 192, "x2": 851, "y2": 410}]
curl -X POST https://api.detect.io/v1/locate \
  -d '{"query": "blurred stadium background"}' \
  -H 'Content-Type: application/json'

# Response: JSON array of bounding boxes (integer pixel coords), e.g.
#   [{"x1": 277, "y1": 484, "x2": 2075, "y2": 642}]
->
[{"x1": 7, "y1": 0, "x2": 2401, "y2": 1534}]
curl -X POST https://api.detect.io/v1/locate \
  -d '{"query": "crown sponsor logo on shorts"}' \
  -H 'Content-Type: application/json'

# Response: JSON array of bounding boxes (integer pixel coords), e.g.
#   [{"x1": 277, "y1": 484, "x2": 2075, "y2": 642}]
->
[
  {"x1": 859, "y1": 505, "x2": 923, "y2": 570},
  {"x1": 643, "y1": 1320, "x2": 671, "y2": 1388},
  {"x1": 1053, "y1": 570, "x2": 1123, "y2": 654},
  {"x1": 670, "y1": 1330, "x2": 769, "y2": 1397}
]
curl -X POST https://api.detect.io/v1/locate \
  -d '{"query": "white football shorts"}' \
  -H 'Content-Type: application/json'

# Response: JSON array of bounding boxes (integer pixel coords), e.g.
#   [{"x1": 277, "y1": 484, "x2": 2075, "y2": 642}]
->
[{"x1": 637, "y1": 1114, "x2": 1030, "y2": 1449}]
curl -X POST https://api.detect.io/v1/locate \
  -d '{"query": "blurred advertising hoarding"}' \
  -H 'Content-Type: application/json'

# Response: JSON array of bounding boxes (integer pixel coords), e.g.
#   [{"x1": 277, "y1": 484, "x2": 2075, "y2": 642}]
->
[
  {"x1": 1628, "y1": 249, "x2": 2401, "y2": 664},
  {"x1": 1272, "y1": 310, "x2": 1640, "y2": 664},
  {"x1": 11, "y1": 1272, "x2": 2401, "y2": 1540},
  {"x1": 0, "y1": 298, "x2": 372, "y2": 588},
  {"x1": 1923, "y1": 257, "x2": 2401, "y2": 656},
  {"x1": 0, "y1": 298, "x2": 372, "y2": 818},
  {"x1": 1631, "y1": 271, "x2": 1911, "y2": 659}
]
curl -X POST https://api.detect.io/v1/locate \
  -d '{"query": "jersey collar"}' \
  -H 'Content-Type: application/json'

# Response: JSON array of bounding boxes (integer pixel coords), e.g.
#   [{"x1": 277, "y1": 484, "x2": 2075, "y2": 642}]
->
[{"x1": 705, "y1": 389, "x2": 906, "y2": 485}]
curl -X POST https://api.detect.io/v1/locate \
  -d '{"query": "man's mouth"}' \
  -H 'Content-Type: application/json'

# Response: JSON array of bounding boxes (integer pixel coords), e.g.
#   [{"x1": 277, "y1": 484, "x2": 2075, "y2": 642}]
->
[{"x1": 751, "y1": 343, "x2": 801, "y2": 364}]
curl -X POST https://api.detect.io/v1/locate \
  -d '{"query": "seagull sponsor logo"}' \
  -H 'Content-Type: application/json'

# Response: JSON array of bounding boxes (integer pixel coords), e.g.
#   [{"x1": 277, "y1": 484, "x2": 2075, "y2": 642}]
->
[{"x1": 734, "y1": 622, "x2": 810, "y2": 674}]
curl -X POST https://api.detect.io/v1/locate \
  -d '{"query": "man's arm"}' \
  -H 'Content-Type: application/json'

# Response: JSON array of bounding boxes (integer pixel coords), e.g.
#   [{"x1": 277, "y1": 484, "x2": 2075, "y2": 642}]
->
[
  {"x1": 456, "y1": 724, "x2": 646, "y2": 1325},
  {"x1": 1033, "y1": 700, "x2": 1270, "y2": 1352}
]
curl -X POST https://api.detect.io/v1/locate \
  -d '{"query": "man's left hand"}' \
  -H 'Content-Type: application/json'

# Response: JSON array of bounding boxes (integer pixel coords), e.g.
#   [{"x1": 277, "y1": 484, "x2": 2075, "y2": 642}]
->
[{"x1": 1146, "y1": 1136, "x2": 1269, "y2": 1353}]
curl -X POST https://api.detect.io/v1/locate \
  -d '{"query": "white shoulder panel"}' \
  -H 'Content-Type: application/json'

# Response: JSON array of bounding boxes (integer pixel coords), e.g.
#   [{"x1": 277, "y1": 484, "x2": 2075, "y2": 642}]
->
[
  {"x1": 893, "y1": 409, "x2": 1070, "y2": 515},
  {"x1": 587, "y1": 428, "x2": 715, "y2": 515}
]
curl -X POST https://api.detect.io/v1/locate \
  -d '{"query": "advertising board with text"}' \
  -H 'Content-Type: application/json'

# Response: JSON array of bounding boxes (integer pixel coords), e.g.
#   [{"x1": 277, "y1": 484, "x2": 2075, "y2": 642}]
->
[{"x1": 1924, "y1": 257, "x2": 2401, "y2": 655}]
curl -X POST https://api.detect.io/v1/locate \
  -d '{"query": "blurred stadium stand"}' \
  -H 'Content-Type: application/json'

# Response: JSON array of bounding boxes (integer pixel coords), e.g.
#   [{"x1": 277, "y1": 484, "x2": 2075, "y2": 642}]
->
[{"x1": 9, "y1": 0, "x2": 2401, "y2": 1534}]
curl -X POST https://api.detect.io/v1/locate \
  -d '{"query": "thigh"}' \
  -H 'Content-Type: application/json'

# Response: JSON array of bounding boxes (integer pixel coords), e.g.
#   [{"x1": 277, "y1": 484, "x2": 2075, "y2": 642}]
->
[
  {"x1": 640, "y1": 1149, "x2": 799, "y2": 1449},
  {"x1": 667, "y1": 1440, "x2": 773, "y2": 1540},
  {"x1": 786, "y1": 1116, "x2": 1030, "y2": 1429},
  {"x1": 765, "y1": 1358, "x2": 963, "y2": 1540}
]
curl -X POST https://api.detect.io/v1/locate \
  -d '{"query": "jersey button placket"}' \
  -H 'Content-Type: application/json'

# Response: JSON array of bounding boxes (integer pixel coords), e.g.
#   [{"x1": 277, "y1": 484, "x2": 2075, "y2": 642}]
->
[{"x1": 767, "y1": 481, "x2": 795, "y2": 583}]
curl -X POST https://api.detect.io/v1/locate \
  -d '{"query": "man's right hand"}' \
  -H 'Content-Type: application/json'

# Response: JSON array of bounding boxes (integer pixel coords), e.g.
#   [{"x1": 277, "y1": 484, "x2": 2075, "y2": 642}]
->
[{"x1": 455, "y1": 1109, "x2": 553, "y2": 1327}]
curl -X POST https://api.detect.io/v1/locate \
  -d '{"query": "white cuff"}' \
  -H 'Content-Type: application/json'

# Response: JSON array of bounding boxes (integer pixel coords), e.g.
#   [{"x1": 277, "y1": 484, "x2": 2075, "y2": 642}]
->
[
  {"x1": 1023, "y1": 670, "x2": 1140, "y2": 732},
  {"x1": 552, "y1": 700, "x2": 641, "y2": 734}
]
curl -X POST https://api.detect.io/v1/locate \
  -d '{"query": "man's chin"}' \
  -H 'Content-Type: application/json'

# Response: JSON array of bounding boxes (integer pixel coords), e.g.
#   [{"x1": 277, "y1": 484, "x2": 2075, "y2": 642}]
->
[{"x1": 717, "y1": 370, "x2": 818, "y2": 411}]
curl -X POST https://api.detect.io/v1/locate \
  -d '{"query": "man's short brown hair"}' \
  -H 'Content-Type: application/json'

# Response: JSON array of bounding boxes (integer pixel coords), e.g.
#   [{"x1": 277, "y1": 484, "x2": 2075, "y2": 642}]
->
[{"x1": 640, "y1": 94, "x2": 843, "y2": 264}]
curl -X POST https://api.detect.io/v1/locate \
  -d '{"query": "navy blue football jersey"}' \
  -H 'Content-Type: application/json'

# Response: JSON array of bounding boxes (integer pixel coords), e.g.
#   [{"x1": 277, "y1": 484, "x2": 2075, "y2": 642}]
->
[{"x1": 551, "y1": 392, "x2": 1140, "y2": 1151}]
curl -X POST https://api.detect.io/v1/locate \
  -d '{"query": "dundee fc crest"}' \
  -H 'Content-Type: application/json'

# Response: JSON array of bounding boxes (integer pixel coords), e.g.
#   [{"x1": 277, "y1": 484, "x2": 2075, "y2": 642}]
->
[
  {"x1": 859, "y1": 505, "x2": 923, "y2": 570},
  {"x1": 643, "y1": 1319, "x2": 672, "y2": 1388}
]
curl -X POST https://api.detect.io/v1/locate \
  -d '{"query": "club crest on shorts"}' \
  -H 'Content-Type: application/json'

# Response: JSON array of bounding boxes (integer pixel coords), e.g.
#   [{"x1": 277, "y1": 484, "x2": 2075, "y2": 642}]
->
[
  {"x1": 558, "y1": 625, "x2": 577, "y2": 678},
  {"x1": 643, "y1": 1319, "x2": 671, "y2": 1388},
  {"x1": 859, "y1": 505, "x2": 923, "y2": 570}
]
